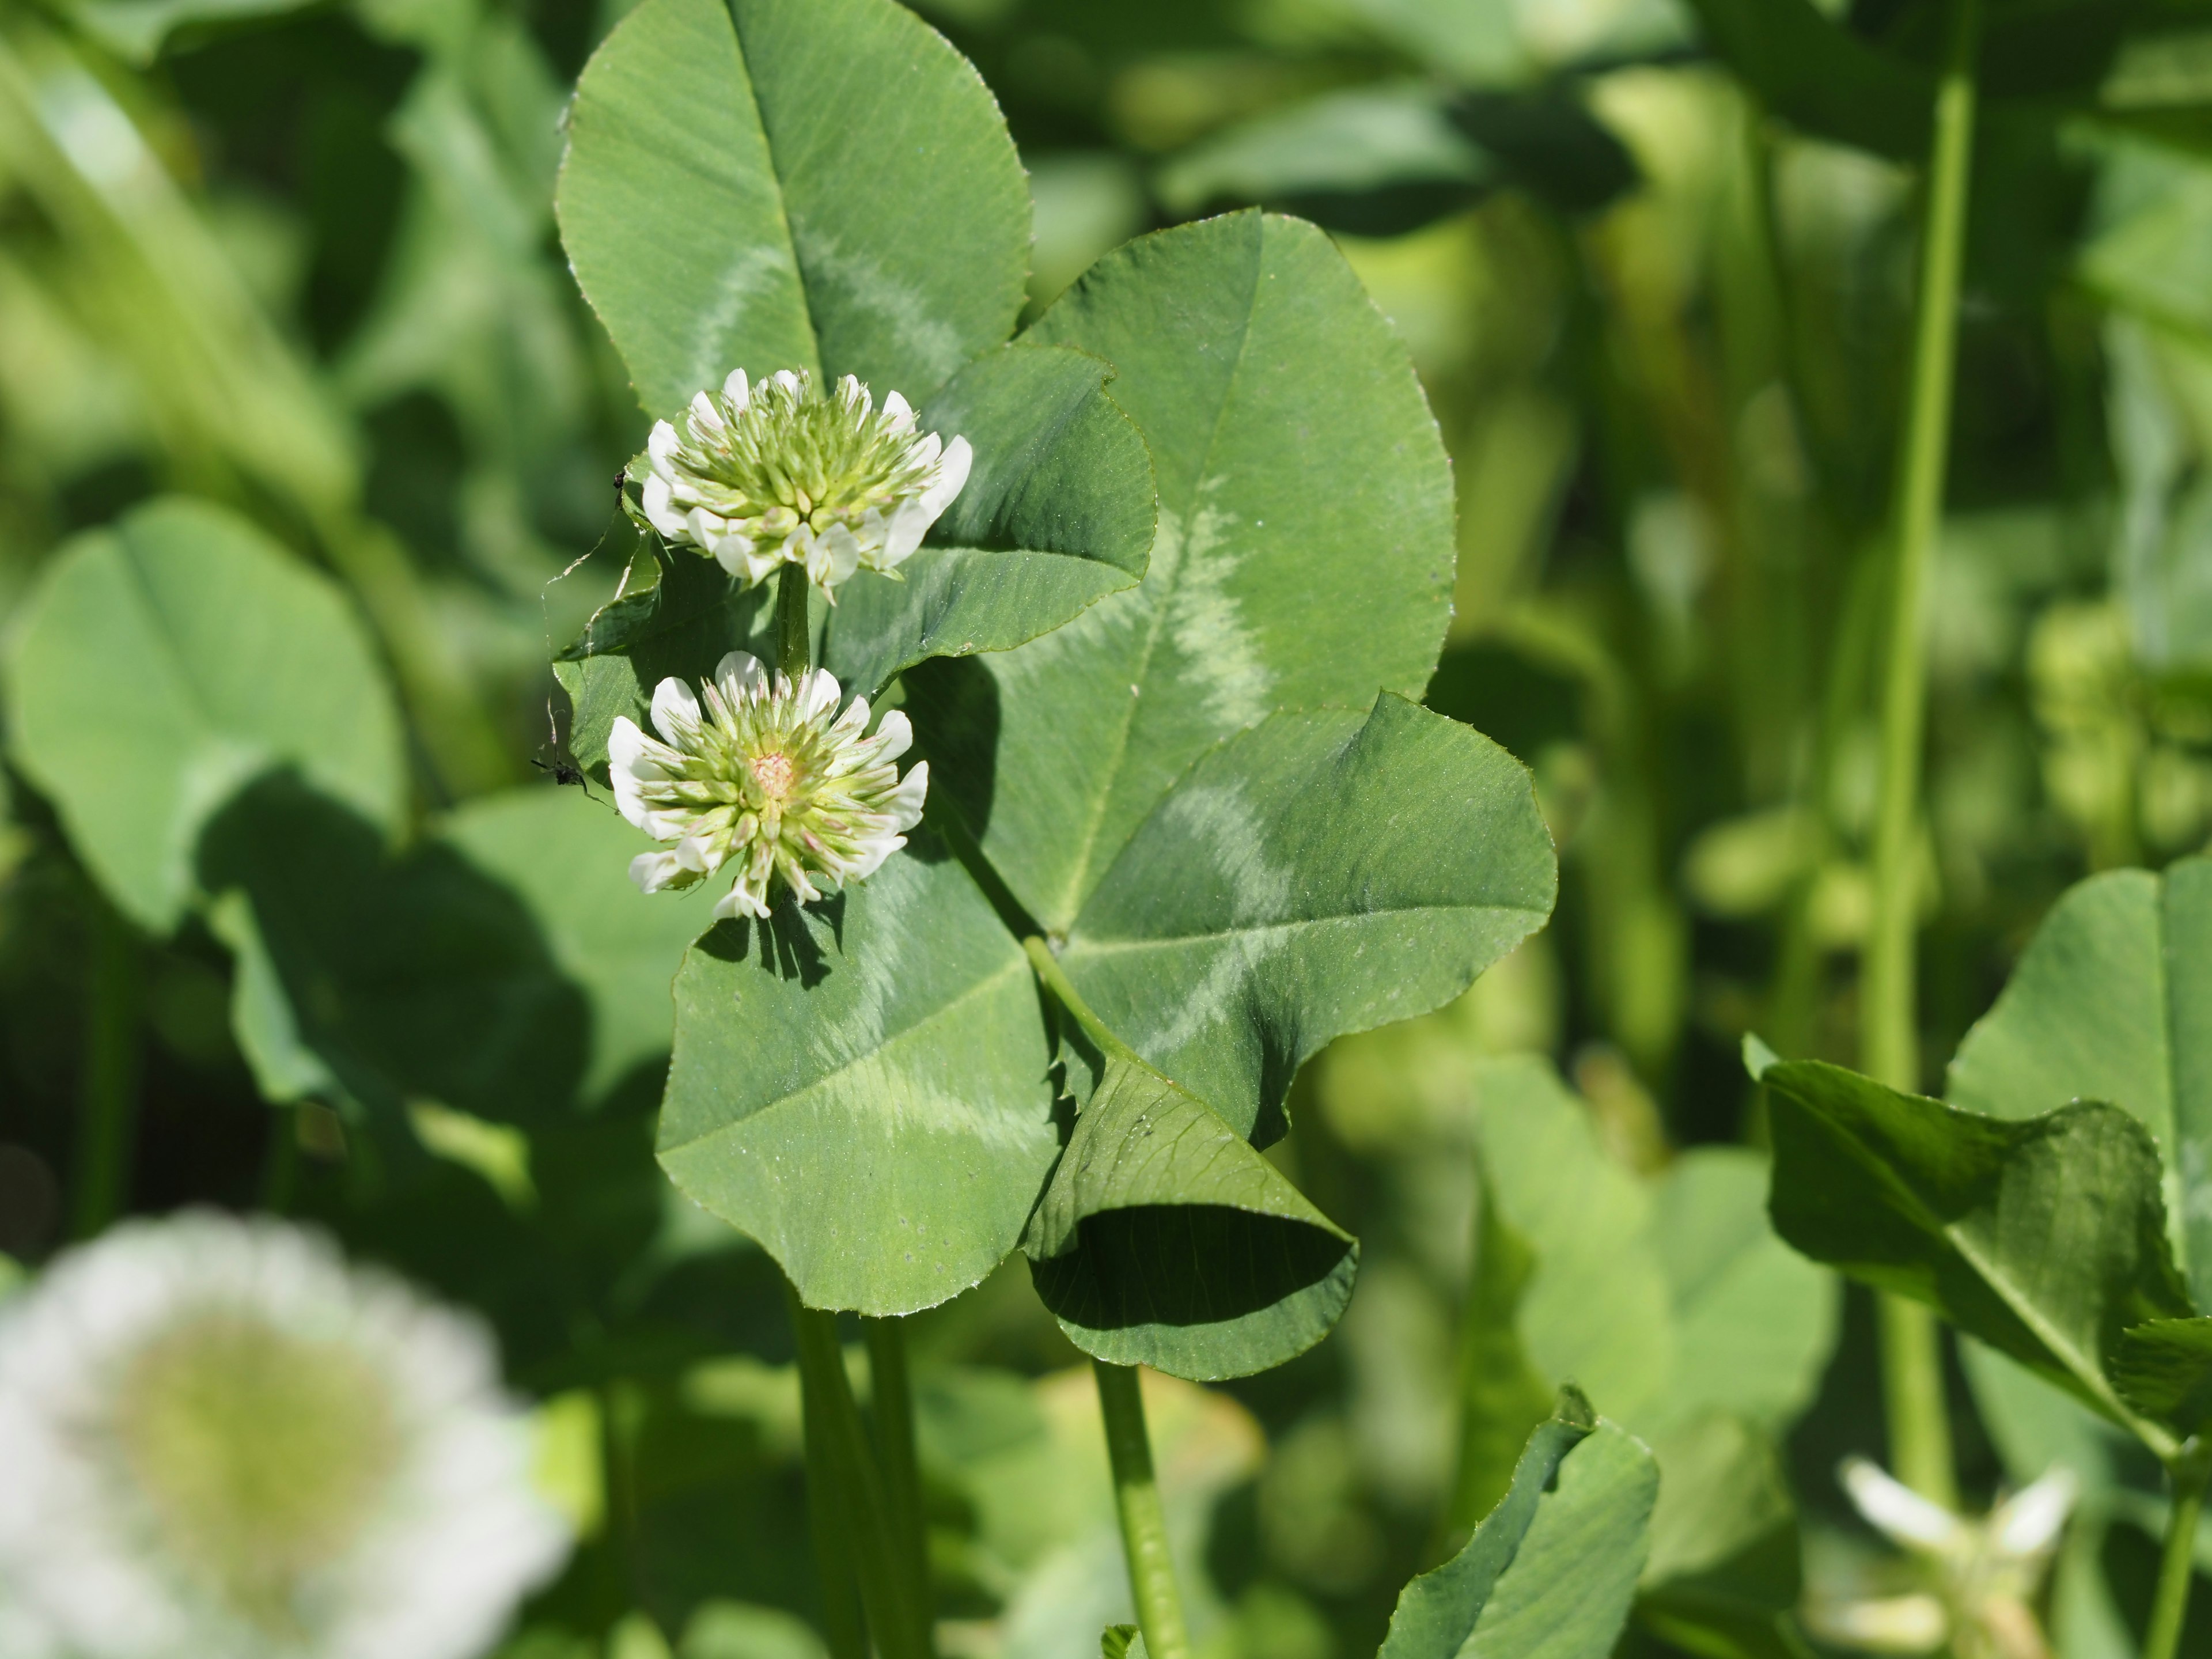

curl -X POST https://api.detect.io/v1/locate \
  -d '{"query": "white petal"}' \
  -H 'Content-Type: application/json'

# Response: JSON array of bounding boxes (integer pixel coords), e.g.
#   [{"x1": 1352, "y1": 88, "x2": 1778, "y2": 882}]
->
[
  {"x1": 1841, "y1": 1459, "x2": 1965, "y2": 1554},
  {"x1": 1806, "y1": 1595, "x2": 1950, "y2": 1652},
  {"x1": 880, "y1": 496, "x2": 935, "y2": 567},
  {"x1": 715, "y1": 873, "x2": 770, "y2": 920},
  {"x1": 888, "y1": 760, "x2": 927, "y2": 831},
  {"x1": 795, "y1": 668, "x2": 843, "y2": 723},
  {"x1": 647, "y1": 420, "x2": 679, "y2": 464},
  {"x1": 773, "y1": 368, "x2": 802, "y2": 395},
  {"x1": 808, "y1": 523, "x2": 863, "y2": 588},
  {"x1": 641, "y1": 474, "x2": 687, "y2": 540},
  {"x1": 1992, "y1": 1467, "x2": 2077, "y2": 1559},
  {"x1": 710, "y1": 531, "x2": 759, "y2": 578},
  {"x1": 868, "y1": 709, "x2": 912, "y2": 764},
  {"x1": 687, "y1": 389, "x2": 726, "y2": 437},
  {"x1": 925, "y1": 434, "x2": 972, "y2": 514},
  {"x1": 828, "y1": 694, "x2": 872, "y2": 746},
  {"x1": 650, "y1": 677, "x2": 702, "y2": 749},
  {"x1": 607, "y1": 718, "x2": 667, "y2": 832},
  {"x1": 721, "y1": 368, "x2": 750, "y2": 410},
  {"x1": 673, "y1": 834, "x2": 719, "y2": 874},
  {"x1": 882, "y1": 389, "x2": 914, "y2": 431},
  {"x1": 629, "y1": 850, "x2": 688, "y2": 893},
  {"x1": 714, "y1": 652, "x2": 766, "y2": 707},
  {"x1": 844, "y1": 831, "x2": 907, "y2": 882}
]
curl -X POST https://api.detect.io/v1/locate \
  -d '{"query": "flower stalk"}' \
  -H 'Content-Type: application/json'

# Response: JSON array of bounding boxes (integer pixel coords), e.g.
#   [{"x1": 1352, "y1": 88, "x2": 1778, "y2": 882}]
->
[
  {"x1": 782, "y1": 1278, "x2": 933, "y2": 1659},
  {"x1": 1020, "y1": 938, "x2": 1195, "y2": 1657},
  {"x1": 70, "y1": 891, "x2": 141, "y2": 1240},
  {"x1": 2145, "y1": 1444, "x2": 2211, "y2": 1659},
  {"x1": 1094, "y1": 1361, "x2": 1193, "y2": 1659},
  {"x1": 1862, "y1": 0, "x2": 1981, "y2": 1510}
]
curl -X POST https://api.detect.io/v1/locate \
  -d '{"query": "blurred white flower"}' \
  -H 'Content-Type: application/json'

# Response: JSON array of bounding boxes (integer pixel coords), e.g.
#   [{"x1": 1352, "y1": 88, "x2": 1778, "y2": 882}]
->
[
  {"x1": 610, "y1": 652, "x2": 926, "y2": 921},
  {"x1": 0, "y1": 1211, "x2": 569, "y2": 1659},
  {"x1": 637, "y1": 368, "x2": 972, "y2": 594},
  {"x1": 1805, "y1": 1457, "x2": 2077, "y2": 1659}
]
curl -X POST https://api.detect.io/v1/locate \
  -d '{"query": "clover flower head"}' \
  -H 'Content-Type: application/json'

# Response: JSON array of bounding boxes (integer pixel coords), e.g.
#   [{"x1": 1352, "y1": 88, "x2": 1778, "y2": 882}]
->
[
  {"x1": 0, "y1": 1211, "x2": 569, "y2": 1659},
  {"x1": 1805, "y1": 1457, "x2": 2077, "y2": 1659},
  {"x1": 609, "y1": 651, "x2": 927, "y2": 921},
  {"x1": 637, "y1": 367, "x2": 972, "y2": 595}
]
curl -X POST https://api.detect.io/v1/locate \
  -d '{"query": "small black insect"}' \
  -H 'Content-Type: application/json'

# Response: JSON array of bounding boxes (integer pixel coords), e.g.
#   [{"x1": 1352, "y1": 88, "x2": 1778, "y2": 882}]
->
[{"x1": 533, "y1": 695, "x2": 599, "y2": 801}]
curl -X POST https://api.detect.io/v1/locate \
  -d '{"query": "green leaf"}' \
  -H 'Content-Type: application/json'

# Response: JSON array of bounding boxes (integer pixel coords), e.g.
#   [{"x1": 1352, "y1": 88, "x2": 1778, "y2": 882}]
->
[
  {"x1": 912, "y1": 210, "x2": 1456, "y2": 937},
  {"x1": 2114, "y1": 1319, "x2": 2212, "y2": 1433},
  {"x1": 1637, "y1": 1415, "x2": 1804, "y2": 1652},
  {"x1": 1465, "y1": 1058, "x2": 1675, "y2": 1429},
  {"x1": 59, "y1": 0, "x2": 309, "y2": 63},
  {"x1": 1685, "y1": 0, "x2": 2148, "y2": 158},
  {"x1": 1153, "y1": 83, "x2": 1638, "y2": 234},
  {"x1": 439, "y1": 790, "x2": 711, "y2": 1106},
  {"x1": 1381, "y1": 1396, "x2": 1656, "y2": 1659},
  {"x1": 1059, "y1": 695, "x2": 1555, "y2": 1143},
  {"x1": 821, "y1": 343, "x2": 1157, "y2": 698},
  {"x1": 555, "y1": 0, "x2": 1028, "y2": 419},
  {"x1": 656, "y1": 839, "x2": 1062, "y2": 1315},
  {"x1": 1023, "y1": 1050, "x2": 1357, "y2": 1381},
  {"x1": 2, "y1": 497, "x2": 404, "y2": 933},
  {"x1": 1759, "y1": 1056, "x2": 2193, "y2": 1450},
  {"x1": 1154, "y1": 84, "x2": 1495, "y2": 225},
  {"x1": 206, "y1": 785, "x2": 702, "y2": 1123},
  {"x1": 1946, "y1": 859, "x2": 2212, "y2": 1305},
  {"x1": 1450, "y1": 1157, "x2": 1558, "y2": 1527},
  {"x1": 1099, "y1": 1626, "x2": 1143, "y2": 1659},
  {"x1": 1450, "y1": 1058, "x2": 1834, "y2": 1532},
  {"x1": 199, "y1": 777, "x2": 588, "y2": 1124},
  {"x1": 1680, "y1": 0, "x2": 1932, "y2": 158},
  {"x1": 555, "y1": 533, "x2": 780, "y2": 773},
  {"x1": 1646, "y1": 1149, "x2": 1839, "y2": 1436}
]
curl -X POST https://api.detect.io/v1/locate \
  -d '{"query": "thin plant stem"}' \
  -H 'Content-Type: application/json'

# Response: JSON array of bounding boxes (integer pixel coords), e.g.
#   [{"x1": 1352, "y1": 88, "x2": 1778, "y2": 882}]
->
[
  {"x1": 1093, "y1": 1361, "x2": 1193, "y2": 1659},
  {"x1": 779, "y1": 565, "x2": 812, "y2": 679},
  {"x1": 1021, "y1": 935, "x2": 1135, "y2": 1063},
  {"x1": 795, "y1": 1354, "x2": 870, "y2": 1659},
  {"x1": 1021, "y1": 944, "x2": 1194, "y2": 1654},
  {"x1": 866, "y1": 1317, "x2": 934, "y2": 1639},
  {"x1": 1861, "y1": 0, "x2": 1980, "y2": 1510},
  {"x1": 71, "y1": 892, "x2": 142, "y2": 1239},
  {"x1": 2145, "y1": 1447, "x2": 2211, "y2": 1659},
  {"x1": 1878, "y1": 1296, "x2": 1955, "y2": 1509},
  {"x1": 783, "y1": 1275, "x2": 931, "y2": 1659}
]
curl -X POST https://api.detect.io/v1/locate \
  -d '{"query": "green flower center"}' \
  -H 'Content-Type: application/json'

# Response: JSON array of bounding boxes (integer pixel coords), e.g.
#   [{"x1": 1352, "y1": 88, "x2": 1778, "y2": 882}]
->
[
  {"x1": 112, "y1": 1310, "x2": 402, "y2": 1636},
  {"x1": 681, "y1": 375, "x2": 933, "y2": 532}
]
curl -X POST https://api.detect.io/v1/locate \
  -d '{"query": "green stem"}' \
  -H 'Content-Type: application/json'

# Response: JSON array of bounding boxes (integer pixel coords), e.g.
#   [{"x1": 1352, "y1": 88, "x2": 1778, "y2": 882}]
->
[
  {"x1": 797, "y1": 1362, "x2": 870, "y2": 1659},
  {"x1": 865, "y1": 1317, "x2": 934, "y2": 1643},
  {"x1": 2145, "y1": 1447, "x2": 2210, "y2": 1659},
  {"x1": 1863, "y1": 0, "x2": 1978, "y2": 1098},
  {"x1": 71, "y1": 893, "x2": 142, "y2": 1239},
  {"x1": 1093, "y1": 1361, "x2": 1192, "y2": 1659},
  {"x1": 783, "y1": 1275, "x2": 930, "y2": 1659},
  {"x1": 778, "y1": 565, "x2": 812, "y2": 679},
  {"x1": 1862, "y1": 0, "x2": 1979, "y2": 1508},
  {"x1": 1022, "y1": 935, "x2": 1135, "y2": 1063},
  {"x1": 1022, "y1": 947, "x2": 1194, "y2": 1656},
  {"x1": 1878, "y1": 1295, "x2": 1957, "y2": 1510}
]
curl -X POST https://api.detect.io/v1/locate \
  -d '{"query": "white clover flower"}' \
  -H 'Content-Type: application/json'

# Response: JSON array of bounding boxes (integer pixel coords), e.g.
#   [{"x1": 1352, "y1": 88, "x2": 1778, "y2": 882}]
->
[
  {"x1": 1805, "y1": 1457, "x2": 2077, "y2": 1659},
  {"x1": 609, "y1": 651, "x2": 927, "y2": 921},
  {"x1": 0, "y1": 1211, "x2": 570, "y2": 1659},
  {"x1": 637, "y1": 367, "x2": 972, "y2": 594}
]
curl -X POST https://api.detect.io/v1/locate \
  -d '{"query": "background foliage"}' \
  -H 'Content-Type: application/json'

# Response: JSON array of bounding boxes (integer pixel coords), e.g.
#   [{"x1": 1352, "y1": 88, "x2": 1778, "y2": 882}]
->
[{"x1": 5, "y1": 0, "x2": 2212, "y2": 1654}]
